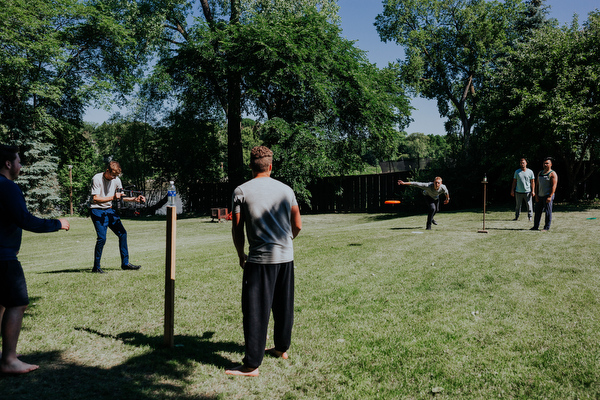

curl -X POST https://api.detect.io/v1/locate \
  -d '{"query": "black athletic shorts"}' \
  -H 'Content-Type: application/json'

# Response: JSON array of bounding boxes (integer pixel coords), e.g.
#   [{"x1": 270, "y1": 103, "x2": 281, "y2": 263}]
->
[{"x1": 0, "y1": 259, "x2": 29, "y2": 307}]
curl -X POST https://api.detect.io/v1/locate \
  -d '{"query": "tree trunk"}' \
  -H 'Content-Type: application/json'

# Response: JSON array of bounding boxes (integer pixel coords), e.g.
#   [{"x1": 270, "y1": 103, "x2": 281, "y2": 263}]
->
[
  {"x1": 226, "y1": 0, "x2": 244, "y2": 189},
  {"x1": 227, "y1": 71, "x2": 244, "y2": 189}
]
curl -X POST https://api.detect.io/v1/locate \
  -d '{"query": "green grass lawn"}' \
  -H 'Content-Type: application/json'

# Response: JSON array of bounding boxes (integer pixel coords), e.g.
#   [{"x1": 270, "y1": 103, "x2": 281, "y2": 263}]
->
[{"x1": 1, "y1": 206, "x2": 599, "y2": 399}]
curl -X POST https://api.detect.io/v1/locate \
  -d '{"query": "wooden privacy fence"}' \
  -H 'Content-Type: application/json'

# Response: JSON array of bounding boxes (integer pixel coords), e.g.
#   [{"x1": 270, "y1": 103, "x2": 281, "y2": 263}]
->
[
  {"x1": 187, "y1": 182, "x2": 232, "y2": 214},
  {"x1": 305, "y1": 172, "x2": 411, "y2": 213},
  {"x1": 188, "y1": 172, "x2": 412, "y2": 214}
]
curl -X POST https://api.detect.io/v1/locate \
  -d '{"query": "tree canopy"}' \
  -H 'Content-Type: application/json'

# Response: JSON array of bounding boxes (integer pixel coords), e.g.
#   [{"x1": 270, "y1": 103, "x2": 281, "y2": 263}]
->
[
  {"x1": 2, "y1": 0, "x2": 599, "y2": 214},
  {"x1": 375, "y1": 0, "x2": 528, "y2": 154},
  {"x1": 0, "y1": 0, "x2": 154, "y2": 213},
  {"x1": 478, "y1": 12, "x2": 600, "y2": 199},
  {"x1": 143, "y1": 1, "x2": 411, "y2": 191}
]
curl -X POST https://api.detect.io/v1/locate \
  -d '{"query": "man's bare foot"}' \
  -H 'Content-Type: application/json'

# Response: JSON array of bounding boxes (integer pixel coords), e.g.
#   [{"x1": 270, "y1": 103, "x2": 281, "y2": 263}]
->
[
  {"x1": 0, "y1": 358, "x2": 40, "y2": 375},
  {"x1": 265, "y1": 348, "x2": 288, "y2": 359},
  {"x1": 225, "y1": 365, "x2": 259, "y2": 377}
]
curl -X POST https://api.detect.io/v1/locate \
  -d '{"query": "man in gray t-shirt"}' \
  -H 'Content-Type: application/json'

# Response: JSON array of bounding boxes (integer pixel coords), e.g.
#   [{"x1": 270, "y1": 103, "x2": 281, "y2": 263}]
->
[
  {"x1": 398, "y1": 177, "x2": 450, "y2": 230},
  {"x1": 511, "y1": 158, "x2": 535, "y2": 221},
  {"x1": 226, "y1": 146, "x2": 302, "y2": 377}
]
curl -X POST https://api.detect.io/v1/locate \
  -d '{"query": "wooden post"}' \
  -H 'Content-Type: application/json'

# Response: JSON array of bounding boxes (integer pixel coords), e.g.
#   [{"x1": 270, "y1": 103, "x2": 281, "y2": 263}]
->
[
  {"x1": 164, "y1": 205, "x2": 177, "y2": 347},
  {"x1": 478, "y1": 176, "x2": 489, "y2": 233},
  {"x1": 68, "y1": 165, "x2": 73, "y2": 216}
]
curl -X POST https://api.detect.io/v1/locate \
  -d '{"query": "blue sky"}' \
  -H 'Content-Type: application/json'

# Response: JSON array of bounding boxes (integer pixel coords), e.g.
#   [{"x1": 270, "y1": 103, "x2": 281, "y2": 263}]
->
[
  {"x1": 84, "y1": 0, "x2": 600, "y2": 134},
  {"x1": 337, "y1": 0, "x2": 600, "y2": 135}
]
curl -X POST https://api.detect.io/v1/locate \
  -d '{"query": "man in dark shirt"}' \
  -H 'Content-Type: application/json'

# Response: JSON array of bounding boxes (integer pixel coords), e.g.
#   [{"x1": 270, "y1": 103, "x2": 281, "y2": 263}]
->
[{"x1": 0, "y1": 144, "x2": 69, "y2": 374}]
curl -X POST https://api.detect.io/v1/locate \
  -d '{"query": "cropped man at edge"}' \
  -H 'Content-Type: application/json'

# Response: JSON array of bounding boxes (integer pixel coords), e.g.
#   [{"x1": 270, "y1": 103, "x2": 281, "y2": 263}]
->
[{"x1": 0, "y1": 144, "x2": 69, "y2": 374}]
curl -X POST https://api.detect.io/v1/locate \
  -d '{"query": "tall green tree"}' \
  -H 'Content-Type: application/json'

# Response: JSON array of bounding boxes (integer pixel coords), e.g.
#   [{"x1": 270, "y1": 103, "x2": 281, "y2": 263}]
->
[
  {"x1": 155, "y1": 112, "x2": 226, "y2": 207},
  {"x1": 0, "y1": 0, "x2": 155, "y2": 213},
  {"x1": 143, "y1": 1, "x2": 410, "y2": 189},
  {"x1": 14, "y1": 130, "x2": 61, "y2": 217},
  {"x1": 479, "y1": 13, "x2": 600, "y2": 200},
  {"x1": 91, "y1": 115, "x2": 161, "y2": 190},
  {"x1": 375, "y1": 0, "x2": 527, "y2": 155}
]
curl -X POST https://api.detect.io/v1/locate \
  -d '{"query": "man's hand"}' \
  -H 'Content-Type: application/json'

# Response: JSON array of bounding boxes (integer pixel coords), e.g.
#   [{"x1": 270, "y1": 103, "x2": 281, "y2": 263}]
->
[
  {"x1": 135, "y1": 195, "x2": 146, "y2": 203},
  {"x1": 444, "y1": 198, "x2": 450, "y2": 205},
  {"x1": 114, "y1": 191, "x2": 123, "y2": 200},
  {"x1": 238, "y1": 254, "x2": 247, "y2": 269},
  {"x1": 59, "y1": 219, "x2": 70, "y2": 231},
  {"x1": 397, "y1": 180, "x2": 408, "y2": 186}
]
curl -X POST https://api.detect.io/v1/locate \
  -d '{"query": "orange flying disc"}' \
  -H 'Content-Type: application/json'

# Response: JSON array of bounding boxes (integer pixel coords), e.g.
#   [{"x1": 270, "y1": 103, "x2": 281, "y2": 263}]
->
[{"x1": 384, "y1": 200, "x2": 401, "y2": 204}]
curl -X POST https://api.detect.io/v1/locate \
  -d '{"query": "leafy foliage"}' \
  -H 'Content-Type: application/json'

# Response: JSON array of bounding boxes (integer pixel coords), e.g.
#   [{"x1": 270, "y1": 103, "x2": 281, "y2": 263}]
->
[
  {"x1": 14, "y1": 130, "x2": 61, "y2": 217},
  {"x1": 375, "y1": 0, "x2": 528, "y2": 154},
  {"x1": 478, "y1": 12, "x2": 600, "y2": 199},
  {"x1": 400, "y1": 132, "x2": 450, "y2": 162},
  {"x1": 260, "y1": 118, "x2": 341, "y2": 205},
  {"x1": 145, "y1": 4, "x2": 411, "y2": 204},
  {"x1": 155, "y1": 113, "x2": 226, "y2": 205},
  {"x1": 0, "y1": 0, "x2": 156, "y2": 214}
]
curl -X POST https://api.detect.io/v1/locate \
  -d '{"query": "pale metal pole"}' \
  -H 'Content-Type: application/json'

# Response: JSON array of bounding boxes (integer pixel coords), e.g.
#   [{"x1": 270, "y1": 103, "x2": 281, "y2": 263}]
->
[{"x1": 478, "y1": 175, "x2": 489, "y2": 233}]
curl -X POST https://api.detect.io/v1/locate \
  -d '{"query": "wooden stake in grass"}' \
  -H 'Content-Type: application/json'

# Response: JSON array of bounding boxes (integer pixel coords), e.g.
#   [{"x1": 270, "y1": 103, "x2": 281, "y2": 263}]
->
[{"x1": 164, "y1": 205, "x2": 177, "y2": 348}]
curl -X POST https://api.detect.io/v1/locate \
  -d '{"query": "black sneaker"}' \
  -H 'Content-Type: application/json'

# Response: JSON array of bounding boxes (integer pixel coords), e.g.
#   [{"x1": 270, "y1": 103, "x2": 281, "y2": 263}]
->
[
  {"x1": 431, "y1": 220, "x2": 438, "y2": 225},
  {"x1": 92, "y1": 267, "x2": 106, "y2": 274},
  {"x1": 122, "y1": 263, "x2": 141, "y2": 270}
]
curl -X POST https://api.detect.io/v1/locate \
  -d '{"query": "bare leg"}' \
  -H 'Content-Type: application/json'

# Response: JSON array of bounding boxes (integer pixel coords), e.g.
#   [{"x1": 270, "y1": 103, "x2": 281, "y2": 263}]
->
[{"x1": 1, "y1": 305, "x2": 39, "y2": 374}]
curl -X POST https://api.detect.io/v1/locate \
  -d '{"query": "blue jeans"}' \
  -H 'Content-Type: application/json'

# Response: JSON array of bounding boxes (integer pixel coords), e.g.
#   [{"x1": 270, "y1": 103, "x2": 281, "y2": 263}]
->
[
  {"x1": 533, "y1": 195, "x2": 554, "y2": 230},
  {"x1": 91, "y1": 208, "x2": 129, "y2": 269}
]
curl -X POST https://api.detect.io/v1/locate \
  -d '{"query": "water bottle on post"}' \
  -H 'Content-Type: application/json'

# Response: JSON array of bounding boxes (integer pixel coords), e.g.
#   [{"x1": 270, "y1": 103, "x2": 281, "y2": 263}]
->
[{"x1": 168, "y1": 181, "x2": 176, "y2": 207}]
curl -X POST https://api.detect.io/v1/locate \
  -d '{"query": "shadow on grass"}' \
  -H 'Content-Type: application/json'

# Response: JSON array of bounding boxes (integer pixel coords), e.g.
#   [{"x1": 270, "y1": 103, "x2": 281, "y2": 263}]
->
[
  {"x1": 40, "y1": 268, "x2": 91, "y2": 274},
  {"x1": 39, "y1": 268, "x2": 150, "y2": 274},
  {"x1": 74, "y1": 327, "x2": 243, "y2": 368},
  {"x1": 485, "y1": 227, "x2": 532, "y2": 231},
  {"x1": 0, "y1": 329, "x2": 244, "y2": 400},
  {"x1": 367, "y1": 212, "x2": 412, "y2": 221}
]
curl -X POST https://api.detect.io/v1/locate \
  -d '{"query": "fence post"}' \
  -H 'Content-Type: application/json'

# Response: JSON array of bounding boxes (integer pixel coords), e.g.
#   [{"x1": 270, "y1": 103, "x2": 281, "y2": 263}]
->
[{"x1": 164, "y1": 205, "x2": 177, "y2": 347}]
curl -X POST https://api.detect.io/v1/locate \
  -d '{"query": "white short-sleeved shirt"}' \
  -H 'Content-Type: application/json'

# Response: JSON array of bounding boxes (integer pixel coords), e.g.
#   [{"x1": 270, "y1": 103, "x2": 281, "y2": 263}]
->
[{"x1": 90, "y1": 172, "x2": 122, "y2": 209}]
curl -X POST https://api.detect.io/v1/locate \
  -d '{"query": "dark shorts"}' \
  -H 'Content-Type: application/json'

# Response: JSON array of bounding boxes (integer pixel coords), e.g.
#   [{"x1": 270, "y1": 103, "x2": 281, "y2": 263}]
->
[{"x1": 0, "y1": 259, "x2": 29, "y2": 307}]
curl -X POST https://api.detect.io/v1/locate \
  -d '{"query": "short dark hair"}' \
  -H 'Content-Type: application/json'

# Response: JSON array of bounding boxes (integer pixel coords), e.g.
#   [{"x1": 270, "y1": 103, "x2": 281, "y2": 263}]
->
[
  {"x1": 107, "y1": 160, "x2": 122, "y2": 175},
  {"x1": 0, "y1": 144, "x2": 19, "y2": 166},
  {"x1": 250, "y1": 146, "x2": 273, "y2": 173}
]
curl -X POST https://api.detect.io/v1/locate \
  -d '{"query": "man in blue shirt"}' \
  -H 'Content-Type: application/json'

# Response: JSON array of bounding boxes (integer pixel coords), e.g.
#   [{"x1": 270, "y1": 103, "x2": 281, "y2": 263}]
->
[
  {"x1": 511, "y1": 158, "x2": 536, "y2": 221},
  {"x1": 0, "y1": 145, "x2": 69, "y2": 374}
]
